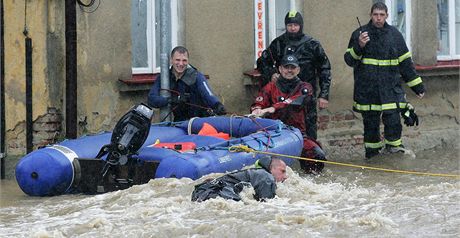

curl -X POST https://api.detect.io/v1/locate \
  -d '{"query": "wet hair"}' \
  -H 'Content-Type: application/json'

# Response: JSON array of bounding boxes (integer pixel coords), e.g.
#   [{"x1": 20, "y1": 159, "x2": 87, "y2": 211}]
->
[
  {"x1": 270, "y1": 158, "x2": 285, "y2": 170},
  {"x1": 371, "y1": 2, "x2": 388, "y2": 14},
  {"x1": 171, "y1": 46, "x2": 189, "y2": 57}
]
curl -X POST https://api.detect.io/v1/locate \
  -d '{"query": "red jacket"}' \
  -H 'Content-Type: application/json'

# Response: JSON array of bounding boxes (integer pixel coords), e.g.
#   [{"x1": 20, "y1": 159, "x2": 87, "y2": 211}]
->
[{"x1": 251, "y1": 78, "x2": 313, "y2": 133}]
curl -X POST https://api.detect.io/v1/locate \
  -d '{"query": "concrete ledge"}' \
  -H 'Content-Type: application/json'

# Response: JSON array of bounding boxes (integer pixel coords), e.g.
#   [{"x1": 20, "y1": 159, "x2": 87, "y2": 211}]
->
[
  {"x1": 418, "y1": 68, "x2": 459, "y2": 78},
  {"x1": 318, "y1": 115, "x2": 459, "y2": 161}
]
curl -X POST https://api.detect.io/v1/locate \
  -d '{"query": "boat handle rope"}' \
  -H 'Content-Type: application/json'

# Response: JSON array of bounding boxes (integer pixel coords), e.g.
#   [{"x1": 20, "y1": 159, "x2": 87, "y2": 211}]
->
[{"x1": 228, "y1": 145, "x2": 460, "y2": 179}]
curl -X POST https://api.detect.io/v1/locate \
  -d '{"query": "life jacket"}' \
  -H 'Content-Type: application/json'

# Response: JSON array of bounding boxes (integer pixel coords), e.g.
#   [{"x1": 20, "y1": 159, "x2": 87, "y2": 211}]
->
[{"x1": 198, "y1": 123, "x2": 230, "y2": 140}]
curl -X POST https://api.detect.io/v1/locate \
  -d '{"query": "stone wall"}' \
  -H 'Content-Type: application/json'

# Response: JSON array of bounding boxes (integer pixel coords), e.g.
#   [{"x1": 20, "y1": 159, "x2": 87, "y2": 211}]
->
[
  {"x1": 32, "y1": 107, "x2": 62, "y2": 149},
  {"x1": 6, "y1": 108, "x2": 62, "y2": 155},
  {"x1": 317, "y1": 109, "x2": 459, "y2": 161},
  {"x1": 317, "y1": 72, "x2": 459, "y2": 161}
]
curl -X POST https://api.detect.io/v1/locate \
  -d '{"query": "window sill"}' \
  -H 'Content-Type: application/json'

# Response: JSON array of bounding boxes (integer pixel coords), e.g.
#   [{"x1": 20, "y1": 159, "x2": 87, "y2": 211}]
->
[
  {"x1": 120, "y1": 74, "x2": 158, "y2": 84},
  {"x1": 243, "y1": 69, "x2": 261, "y2": 86},
  {"x1": 416, "y1": 60, "x2": 459, "y2": 77},
  {"x1": 118, "y1": 73, "x2": 212, "y2": 92},
  {"x1": 118, "y1": 74, "x2": 158, "y2": 92}
]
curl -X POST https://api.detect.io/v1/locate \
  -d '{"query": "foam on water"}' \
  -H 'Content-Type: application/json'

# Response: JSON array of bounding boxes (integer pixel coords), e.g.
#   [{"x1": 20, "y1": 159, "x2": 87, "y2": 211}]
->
[{"x1": 0, "y1": 149, "x2": 459, "y2": 237}]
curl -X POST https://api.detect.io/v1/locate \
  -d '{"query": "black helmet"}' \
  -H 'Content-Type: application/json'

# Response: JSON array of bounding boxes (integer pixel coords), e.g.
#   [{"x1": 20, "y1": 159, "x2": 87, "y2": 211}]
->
[
  {"x1": 285, "y1": 11, "x2": 303, "y2": 27},
  {"x1": 255, "y1": 156, "x2": 272, "y2": 172},
  {"x1": 284, "y1": 11, "x2": 304, "y2": 39}
]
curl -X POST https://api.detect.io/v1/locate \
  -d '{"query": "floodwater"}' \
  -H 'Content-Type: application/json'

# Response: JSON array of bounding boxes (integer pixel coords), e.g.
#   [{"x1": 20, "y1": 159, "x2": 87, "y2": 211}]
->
[{"x1": 0, "y1": 148, "x2": 459, "y2": 238}]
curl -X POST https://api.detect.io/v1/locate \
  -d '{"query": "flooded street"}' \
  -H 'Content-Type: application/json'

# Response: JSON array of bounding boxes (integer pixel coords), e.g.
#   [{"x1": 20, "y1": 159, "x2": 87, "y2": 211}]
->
[{"x1": 0, "y1": 148, "x2": 459, "y2": 238}]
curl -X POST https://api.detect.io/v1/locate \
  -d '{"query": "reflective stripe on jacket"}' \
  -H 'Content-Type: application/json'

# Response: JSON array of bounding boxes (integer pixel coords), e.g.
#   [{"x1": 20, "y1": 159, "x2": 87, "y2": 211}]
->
[{"x1": 344, "y1": 21, "x2": 424, "y2": 112}]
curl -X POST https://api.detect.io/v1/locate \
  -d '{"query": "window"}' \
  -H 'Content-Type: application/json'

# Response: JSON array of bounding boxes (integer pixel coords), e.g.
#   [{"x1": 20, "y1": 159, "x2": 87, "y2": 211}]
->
[
  {"x1": 386, "y1": 0, "x2": 412, "y2": 50},
  {"x1": 131, "y1": 0, "x2": 178, "y2": 74},
  {"x1": 267, "y1": 0, "x2": 292, "y2": 42},
  {"x1": 437, "y1": 0, "x2": 460, "y2": 59},
  {"x1": 253, "y1": 0, "x2": 296, "y2": 63}
]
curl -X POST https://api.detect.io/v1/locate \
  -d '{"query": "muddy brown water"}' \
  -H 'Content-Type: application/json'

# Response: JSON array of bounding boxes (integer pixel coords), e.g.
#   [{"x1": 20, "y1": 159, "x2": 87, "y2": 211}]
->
[{"x1": 0, "y1": 148, "x2": 459, "y2": 237}]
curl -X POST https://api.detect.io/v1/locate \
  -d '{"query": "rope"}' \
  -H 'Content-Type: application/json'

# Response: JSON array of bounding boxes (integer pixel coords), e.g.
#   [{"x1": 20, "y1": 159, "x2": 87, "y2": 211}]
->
[
  {"x1": 229, "y1": 145, "x2": 460, "y2": 179},
  {"x1": 248, "y1": 116, "x2": 273, "y2": 150}
]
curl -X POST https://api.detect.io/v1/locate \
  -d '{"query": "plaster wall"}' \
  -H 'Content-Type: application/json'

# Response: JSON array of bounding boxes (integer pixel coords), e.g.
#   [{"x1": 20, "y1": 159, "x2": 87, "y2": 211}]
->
[
  {"x1": 302, "y1": 0, "x2": 371, "y2": 111},
  {"x1": 76, "y1": 0, "x2": 137, "y2": 133},
  {"x1": 4, "y1": 0, "x2": 50, "y2": 130},
  {"x1": 4, "y1": 0, "x2": 139, "y2": 154},
  {"x1": 46, "y1": 0, "x2": 65, "y2": 110},
  {"x1": 4, "y1": 0, "x2": 57, "y2": 154},
  {"x1": 184, "y1": 0, "x2": 458, "y2": 159},
  {"x1": 185, "y1": 0, "x2": 373, "y2": 114},
  {"x1": 185, "y1": 0, "x2": 254, "y2": 114},
  {"x1": 412, "y1": 0, "x2": 438, "y2": 65}
]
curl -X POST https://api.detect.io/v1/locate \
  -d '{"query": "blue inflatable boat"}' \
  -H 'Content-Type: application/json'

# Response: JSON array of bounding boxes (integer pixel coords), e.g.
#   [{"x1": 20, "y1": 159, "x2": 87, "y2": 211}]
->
[{"x1": 16, "y1": 115, "x2": 303, "y2": 196}]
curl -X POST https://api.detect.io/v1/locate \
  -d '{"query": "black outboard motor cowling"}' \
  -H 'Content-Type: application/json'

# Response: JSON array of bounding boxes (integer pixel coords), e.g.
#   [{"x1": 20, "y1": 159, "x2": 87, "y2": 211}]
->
[
  {"x1": 99, "y1": 103, "x2": 154, "y2": 169},
  {"x1": 74, "y1": 103, "x2": 157, "y2": 194}
]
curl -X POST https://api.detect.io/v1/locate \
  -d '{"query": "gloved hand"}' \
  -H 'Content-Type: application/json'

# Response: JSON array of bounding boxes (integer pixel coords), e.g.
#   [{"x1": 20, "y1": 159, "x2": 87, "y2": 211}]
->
[
  {"x1": 300, "y1": 146, "x2": 327, "y2": 174},
  {"x1": 212, "y1": 102, "x2": 226, "y2": 115},
  {"x1": 168, "y1": 93, "x2": 190, "y2": 106},
  {"x1": 311, "y1": 146, "x2": 327, "y2": 173},
  {"x1": 401, "y1": 108, "x2": 419, "y2": 126}
]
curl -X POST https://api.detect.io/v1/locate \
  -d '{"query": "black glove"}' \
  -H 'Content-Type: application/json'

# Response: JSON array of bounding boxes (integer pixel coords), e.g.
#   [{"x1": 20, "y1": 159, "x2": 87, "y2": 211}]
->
[
  {"x1": 401, "y1": 107, "x2": 419, "y2": 127},
  {"x1": 212, "y1": 102, "x2": 226, "y2": 115},
  {"x1": 311, "y1": 146, "x2": 327, "y2": 173},
  {"x1": 300, "y1": 146, "x2": 327, "y2": 174},
  {"x1": 168, "y1": 93, "x2": 190, "y2": 106},
  {"x1": 411, "y1": 83, "x2": 425, "y2": 96}
]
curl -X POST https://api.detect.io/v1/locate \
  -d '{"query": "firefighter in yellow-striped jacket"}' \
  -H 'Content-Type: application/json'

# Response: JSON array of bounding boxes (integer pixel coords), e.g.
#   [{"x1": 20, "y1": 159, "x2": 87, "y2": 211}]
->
[{"x1": 344, "y1": 2, "x2": 425, "y2": 159}]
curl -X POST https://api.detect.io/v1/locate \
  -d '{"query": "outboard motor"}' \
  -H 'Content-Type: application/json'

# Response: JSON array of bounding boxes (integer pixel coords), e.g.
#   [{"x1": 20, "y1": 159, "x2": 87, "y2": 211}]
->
[
  {"x1": 98, "y1": 103, "x2": 154, "y2": 174},
  {"x1": 74, "y1": 103, "x2": 157, "y2": 194}
]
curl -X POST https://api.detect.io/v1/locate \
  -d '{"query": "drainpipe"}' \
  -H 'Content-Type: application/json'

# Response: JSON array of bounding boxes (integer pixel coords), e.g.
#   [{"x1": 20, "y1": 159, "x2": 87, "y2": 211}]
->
[
  {"x1": 65, "y1": 0, "x2": 77, "y2": 138},
  {"x1": 0, "y1": 0, "x2": 5, "y2": 179},
  {"x1": 159, "y1": 0, "x2": 171, "y2": 122},
  {"x1": 25, "y1": 37, "x2": 33, "y2": 153},
  {"x1": 21, "y1": 0, "x2": 32, "y2": 154}
]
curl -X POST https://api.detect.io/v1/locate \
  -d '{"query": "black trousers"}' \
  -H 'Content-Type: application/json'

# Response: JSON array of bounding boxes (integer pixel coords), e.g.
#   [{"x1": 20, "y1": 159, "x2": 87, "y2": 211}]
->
[
  {"x1": 305, "y1": 97, "x2": 317, "y2": 139},
  {"x1": 362, "y1": 110, "x2": 402, "y2": 154}
]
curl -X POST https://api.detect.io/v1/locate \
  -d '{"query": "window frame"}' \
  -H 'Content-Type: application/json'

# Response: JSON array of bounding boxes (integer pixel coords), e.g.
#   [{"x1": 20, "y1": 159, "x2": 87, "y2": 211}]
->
[
  {"x1": 253, "y1": 0, "x2": 295, "y2": 64},
  {"x1": 132, "y1": 0, "x2": 178, "y2": 75},
  {"x1": 386, "y1": 0, "x2": 412, "y2": 51},
  {"x1": 437, "y1": 0, "x2": 460, "y2": 60},
  {"x1": 267, "y1": 0, "x2": 296, "y2": 43}
]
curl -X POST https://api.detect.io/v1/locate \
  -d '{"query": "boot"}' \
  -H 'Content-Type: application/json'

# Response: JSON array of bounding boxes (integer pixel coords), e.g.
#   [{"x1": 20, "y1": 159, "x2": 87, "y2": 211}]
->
[
  {"x1": 382, "y1": 144, "x2": 405, "y2": 154},
  {"x1": 365, "y1": 147, "x2": 381, "y2": 159}
]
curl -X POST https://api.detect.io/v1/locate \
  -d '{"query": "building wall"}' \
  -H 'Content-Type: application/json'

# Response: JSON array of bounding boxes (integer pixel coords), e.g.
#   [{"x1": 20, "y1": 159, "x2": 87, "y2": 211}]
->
[
  {"x1": 4, "y1": 0, "x2": 55, "y2": 154},
  {"x1": 2, "y1": 0, "x2": 458, "y2": 156},
  {"x1": 3, "y1": 0, "x2": 139, "y2": 154},
  {"x1": 184, "y1": 0, "x2": 459, "y2": 159},
  {"x1": 412, "y1": 0, "x2": 438, "y2": 65},
  {"x1": 4, "y1": 1, "x2": 50, "y2": 129},
  {"x1": 185, "y1": 0, "x2": 255, "y2": 114},
  {"x1": 184, "y1": 0, "x2": 458, "y2": 121},
  {"x1": 46, "y1": 0, "x2": 66, "y2": 111},
  {"x1": 302, "y1": 0, "x2": 371, "y2": 111},
  {"x1": 75, "y1": 0, "x2": 137, "y2": 134}
]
